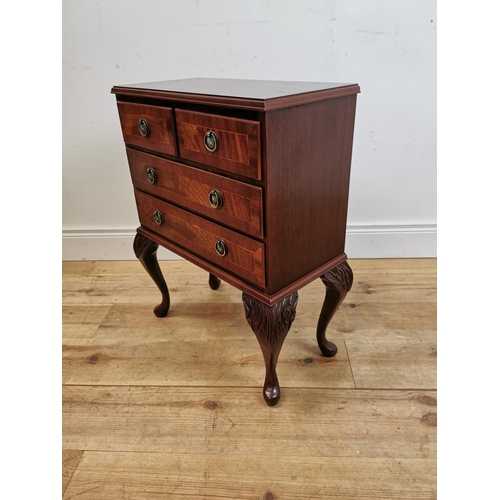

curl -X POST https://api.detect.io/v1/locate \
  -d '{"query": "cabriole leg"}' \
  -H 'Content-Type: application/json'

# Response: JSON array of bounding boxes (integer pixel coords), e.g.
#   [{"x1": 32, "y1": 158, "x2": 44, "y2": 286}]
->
[
  {"x1": 133, "y1": 233, "x2": 170, "y2": 317},
  {"x1": 316, "y1": 261, "x2": 353, "y2": 357},
  {"x1": 242, "y1": 292, "x2": 298, "y2": 406}
]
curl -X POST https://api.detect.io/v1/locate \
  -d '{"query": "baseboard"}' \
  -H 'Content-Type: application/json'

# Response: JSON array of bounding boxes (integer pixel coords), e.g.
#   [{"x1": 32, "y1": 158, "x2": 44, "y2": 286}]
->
[
  {"x1": 62, "y1": 229, "x2": 181, "y2": 261},
  {"x1": 344, "y1": 224, "x2": 436, "y2": 258},
  {"x1": 62, "y1": 224, "x2": 436, "y2": 261}
]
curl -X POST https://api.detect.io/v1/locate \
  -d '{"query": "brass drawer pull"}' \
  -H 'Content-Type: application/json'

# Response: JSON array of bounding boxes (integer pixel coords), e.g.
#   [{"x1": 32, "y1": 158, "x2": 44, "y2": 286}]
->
[
  {"x1": 208, "y1": 189, "x2": 223, "y2": 209},
  {"x1": 204, "y1": 130, "x2": 219, "y2": 153},
  {"x1": 138, "y1": 118, "x2": 150, "y2": 137},
  {"x1": 146, "y1": 167, "x2": 157, "y2": 184},
  {"x1": 153, "y1": 210, "x2": 163, "y2": 225},
  {"x1": 215, "y1": 239, "x2": 227, "y2": 257}
]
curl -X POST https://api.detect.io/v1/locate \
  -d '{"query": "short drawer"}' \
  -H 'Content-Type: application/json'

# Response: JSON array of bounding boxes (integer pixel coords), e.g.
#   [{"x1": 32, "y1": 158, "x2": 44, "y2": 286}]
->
[
  {"x1": 127, "y1": 148, "x2": 264, "y2": 238},
  {"x1": 176, "y1": 109, "x2": 261, "y2": 180},
  {"x1": 117, "y1": 102, "x2": 177, "y2": 156},
  {"x1": 135, "y1": 190, "x2": 265, "y2": 288}
]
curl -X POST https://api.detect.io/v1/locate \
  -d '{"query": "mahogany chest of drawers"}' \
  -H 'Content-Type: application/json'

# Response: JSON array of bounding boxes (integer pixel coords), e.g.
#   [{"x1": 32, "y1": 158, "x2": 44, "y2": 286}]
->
[{"x1": 112, "y1": 78, "x2": 359, "y2": 406}]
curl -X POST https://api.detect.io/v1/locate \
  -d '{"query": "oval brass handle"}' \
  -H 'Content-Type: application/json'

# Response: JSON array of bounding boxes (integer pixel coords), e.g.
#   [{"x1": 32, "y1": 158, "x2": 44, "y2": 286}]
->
[
  {"x1": 146, "y1": 167, "x2": 157, "y2": 184},
  {"x1": 138, "y1": 118, "x2": 150, "y2": 137},
  {"x1": 204, "y1": 130, "x2": 219, "y2": 153},
  {"x1": 208, "y1": 189, "x2": 223, "y2": 209},
  {"x1": 215, "y1": 239, "x2": 227, "y2": 257},
  {"x1": 153, "y1": 210, "x2": 163, "y2": 225}
]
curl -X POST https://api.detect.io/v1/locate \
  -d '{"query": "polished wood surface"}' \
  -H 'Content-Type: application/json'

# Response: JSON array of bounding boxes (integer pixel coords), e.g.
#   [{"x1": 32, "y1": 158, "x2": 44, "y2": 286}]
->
[
  {"x1": 137, "y1": 226, "x2": 346, "y2": 306},
  {"x1": 117, "y1": 101, "x2": 177, "y2": 156},
  {"x1": 63, "y1": 258, "x2": 437, "y2": 498},
  {"x1": 317, "y1": 261, "x2": 354, "y2": 357},
  {"x1": 133, "y1": 233, "x2": 170, "y2": 317},
  {"x1": 263, "y1": 95, "x2": 357, "y2": 293},
  {"x1": 135, "y1": 190, "x2": 266, "y2": 288},
  {"x1": 112, "y1": 77, "x2": 360, "y2": 111},
  {"x1": 113, "y1": 78, "x2": 359, "y2": 405},
  {"x1": 208, "y1": 273, "x2": 221, "y2": 290},
  {"x1": 115, "y1": 78, "x2": 359, "y2": 99},
  {"x1": 127, "y1": 148, "x2": 264, "y2": 238},
  {"x1": 176, "y1": 109, "x2": 261, "y2": 180},
  {"x1": 242, "y1": 291, "x2": 298, "y2": 406},
  {"x1": 113, "y1": 79, "x2": 359, "y2": 300}
]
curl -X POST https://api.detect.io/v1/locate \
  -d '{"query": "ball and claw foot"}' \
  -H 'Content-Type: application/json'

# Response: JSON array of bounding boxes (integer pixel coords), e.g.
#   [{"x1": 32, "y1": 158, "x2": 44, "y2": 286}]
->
[{"x1": 316, "y1": 261, "x2": 353, "y2": 357}]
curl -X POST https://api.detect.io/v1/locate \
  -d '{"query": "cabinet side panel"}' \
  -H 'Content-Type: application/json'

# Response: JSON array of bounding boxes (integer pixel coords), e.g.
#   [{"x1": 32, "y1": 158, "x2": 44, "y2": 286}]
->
[{"x1": 264, "y1": 96, "x2": 357, "y2": 294}]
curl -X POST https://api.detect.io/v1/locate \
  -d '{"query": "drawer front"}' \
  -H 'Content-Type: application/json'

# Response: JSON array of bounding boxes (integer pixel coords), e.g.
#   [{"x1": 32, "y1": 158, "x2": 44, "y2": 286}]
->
[
  {"x1": 127, "y1": 148, "x2": 264, "y2": 239},
  {"x1": 135, "y1": 190, "x2": 265, "y2": 287},
  {"x1": 117, "y1": 102, "x2": 177, "y2": 156},
  {"x1": 176, "y1": 109, "x2": 261, "y2": 180}
]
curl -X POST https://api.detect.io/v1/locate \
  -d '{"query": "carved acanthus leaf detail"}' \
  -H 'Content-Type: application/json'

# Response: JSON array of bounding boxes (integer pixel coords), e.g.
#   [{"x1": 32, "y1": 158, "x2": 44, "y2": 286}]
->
[
  {"x1": 320, "y1": 261, "x2": 353, "y2": 294},
  {"x1": 242, "y1": 292, "x2": 298, "y2": 346}
]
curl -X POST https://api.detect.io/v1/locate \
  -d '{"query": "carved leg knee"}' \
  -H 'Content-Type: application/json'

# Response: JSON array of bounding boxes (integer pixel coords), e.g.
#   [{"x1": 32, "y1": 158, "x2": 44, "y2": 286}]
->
[
  {"x1": 242, "y1": 292, "x2": 298, "y2": 406},
  {"x1": 316, "y1": 261, "x2": 353, "y2": 357}
]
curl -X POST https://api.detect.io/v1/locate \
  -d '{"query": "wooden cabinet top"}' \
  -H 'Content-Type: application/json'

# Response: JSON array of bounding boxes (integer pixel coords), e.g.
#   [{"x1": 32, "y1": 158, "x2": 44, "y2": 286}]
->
[{"x1": 111, "y1": 77, "x2": 360, "y2": 111}]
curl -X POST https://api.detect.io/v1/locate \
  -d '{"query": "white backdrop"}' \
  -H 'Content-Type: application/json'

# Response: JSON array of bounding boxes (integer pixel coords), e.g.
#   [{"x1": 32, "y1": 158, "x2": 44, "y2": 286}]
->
[{"x1": 62, "y1": 0, "x2": 436, "y2": 259}]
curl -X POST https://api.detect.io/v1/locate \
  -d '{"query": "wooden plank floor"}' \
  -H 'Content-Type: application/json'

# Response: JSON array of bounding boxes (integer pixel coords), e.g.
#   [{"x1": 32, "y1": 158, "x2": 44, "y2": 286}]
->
[{"x1": 63, "y1": 258, "x2": 437, "y2": 499}]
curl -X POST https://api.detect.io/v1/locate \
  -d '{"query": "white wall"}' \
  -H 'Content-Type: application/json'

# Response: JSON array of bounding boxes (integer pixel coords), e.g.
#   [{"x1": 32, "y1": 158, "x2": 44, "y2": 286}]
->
[{"x1": 63, "y1": 0, "x2": 436, "y2": 260}]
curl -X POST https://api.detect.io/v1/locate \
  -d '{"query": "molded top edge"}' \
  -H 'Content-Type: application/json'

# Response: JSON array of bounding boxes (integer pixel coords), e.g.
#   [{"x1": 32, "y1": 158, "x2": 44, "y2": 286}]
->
[{"x1": 111, "y1": 78, "x2": 360, "y2": 110}]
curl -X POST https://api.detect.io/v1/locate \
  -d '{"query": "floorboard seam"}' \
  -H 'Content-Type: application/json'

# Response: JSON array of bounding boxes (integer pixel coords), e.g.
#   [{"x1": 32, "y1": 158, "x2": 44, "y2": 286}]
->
[
  {"x1": 63, "y1": 449, "x2": 439, "y2": 459},
  {"x1": 344, "y1": 340, "x2": 357, "y2": 389},
  {"x1": 62, "y1": 450, "x2": 85, "y2": 497},
  {"x1": 63, "y1": 384, "x2": 436, "y2": 391},
  {"x1": 91, "y1": 305, "x2": 114, "y2": 339}
]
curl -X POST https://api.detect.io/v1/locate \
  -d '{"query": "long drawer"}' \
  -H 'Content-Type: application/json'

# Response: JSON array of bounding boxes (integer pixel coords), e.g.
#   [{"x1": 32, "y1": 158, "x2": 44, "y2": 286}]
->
[
  {"x1": 127, "y1": 148, "x2": 264, "y2": 239},
  {"x1": 135, "y1": 190, "x2": 265, "y2": 288},
  {"x1": 175, "y1": 109, "x2": 261, "y2": 180}
]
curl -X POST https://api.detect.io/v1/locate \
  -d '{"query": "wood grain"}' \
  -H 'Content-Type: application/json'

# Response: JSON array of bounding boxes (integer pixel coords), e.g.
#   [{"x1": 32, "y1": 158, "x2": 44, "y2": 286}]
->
[
  {"x1": 61, "y1": 259, "x2": 436, "y2": 341},
  {"x1": 242, "y1": 291, "x2": 299, "y2": 405},
  {"x1": 133, "y1": 232, "x2": 170, "y2": 317},
  {"x1": 114, "y1": 79, "x2": 360, "y2": 376},
  {"x1": 264, "y1": 95, "x2": 357, "y2": 293},
  {"x1": 317, "y1": 261, "x2": 353, "y2": 357},
  {"x1": 346, "y1": 339, "x2": 437, "y2": 389},
  {"x1": 62, "y1": 333, "x2": 354, "y2": 389},
  {"x1": 111, "y1": 78, "x2": 360, "y2": 111},
  {"x1": 63, "y1": 386, "x2": 436, "y2": 458},
  {"x1": 62, "y1": 450, "x2": 83, "y2": 496},
  {"x1": 127, "y1": 148, "x2": 264, "y2": 238},
  {"x1": 117, "y1": 102, "x2": 177, "y2": 156},
  {"x1": 62, "y1": 306, "x2": 111, "y2": 339},
  {"x1": 62, "y1": 258, "x2": 436, "y2": 319},
  {"x1": 64, "y1": 451, "x2": 436, "y2": 499},
  {"x1": 140, "y1": 227, "x2": 345, "y2": 306},
  {"x1": 176, "y1": 109, "x2": 261, "y2": 180},
  {"x1": 135, "y1": 190, "x2": 266, "y2": 287},
  {"x1": 62, "y1": 258, "x2": 436, "y2": 497}
]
